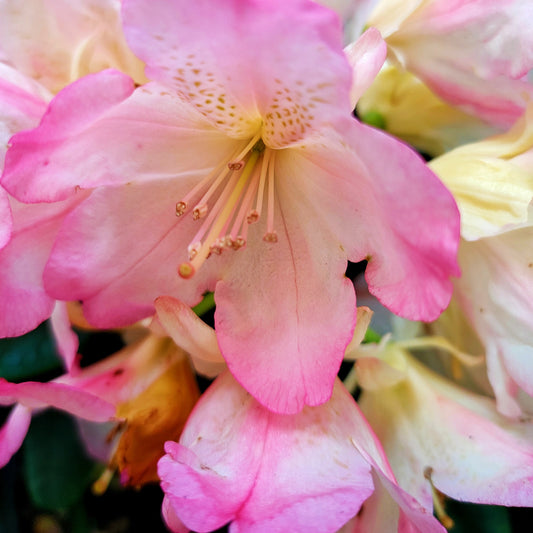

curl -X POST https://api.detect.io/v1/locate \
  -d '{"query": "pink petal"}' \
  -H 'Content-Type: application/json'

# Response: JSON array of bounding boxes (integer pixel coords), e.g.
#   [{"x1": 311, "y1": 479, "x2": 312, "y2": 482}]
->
[
  {"x1": 162, "y1": 496, "x2": 190, "y2": 533},
  {"x1": 0, "y1": 379, "x2": 115, "y2": 421},
  {"x1": 454, "y1": 228, "x2": 533, "y2": 417},
  {"x1": 379, "y1": 0, "x2": 533, "y2": 126},
  {"x1": 50, "y1": 300, "x2": 79, "y2": 373},
  {"x1": 283, "y1": 120, "x2": 460, "y2": 322},
  {"x1": 0, "y1": 63, "x2": 48, "y2": 165},
  {"x1": 159, "y1": 373, "x2": 374, "y2": 533},
  {"x1": 0, "y1": 187, "x2": 11, "y2": 250},
  {"x1": 122, "y1": 0, "x2": 352, "y2": 146},
  {"x1": 1, "y1": 69, "x2": 136, "y2": 202},
  {"x1": 0, "y1": 194, "x2": 85, "y2": 338},
  {"x1": 345, "y1": 27, "x2": 387, "y2": 108},
  {"x1": 215, "y1": 184, "x2": 356, "y2": 413},
  {"x1": 359, "y1": 353, "x2": 533, "y2": 509},
  {"x1": 44, "y1": 179, "x2": 221, "y2": 328},
  {"x1": 155, "y1": 296, "x2": 226, "y2": 378},
  {"x1": 0, "y1": 404, "x2": 32, "y2": 468}
]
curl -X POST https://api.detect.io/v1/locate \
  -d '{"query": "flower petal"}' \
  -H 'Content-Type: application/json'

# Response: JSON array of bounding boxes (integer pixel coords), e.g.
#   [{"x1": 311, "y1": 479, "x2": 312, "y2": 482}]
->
[
  {"x1": 0, "y1": 0, "x2": 145, "y2": 92},
  {"x1": 0, "y1": 194, "x2": 85, "y2": 338},
  {"x1": 0, "y1": 404, "x2": 32, "y2": 468},
  {"x1": 162, "y1": 496, "x2": 190, "y2": 533},
  {"x1": 430, "y1": 104, "x2": 533, "y2": 240},
  {"x1": 0, "y1": 186, "x2": 11, "y2": 250},
  {"x1": 1, "y1": 69, "x2": 135, "y2": 202},
  {"x1": 359, "y1": 349, "x2": 533, "y2": 508},
  {"x1": 159, "y1": 373, "x2": 374, "y2": 532},
  {"x1": 155, "y1": 296, "x2": 226, "y2": 378},
  {"x1": 454, "y1": 228, "x2": 533, "y2": 417},
  {"x1": 44, "y1": 179, "x2": 220, "y2": 327},
  {"x1": 345, "y1": 27, "x2": 387, "y2": 108},
  {"x1": 122, "y1": 0, "x2": 352, "y2": 145},
  {"x1": 285, "y1": 120, "x2": 460, "y2": 322},
  {"x1": 373, "y1": 0, "x2": 533, "y2": 126},
  {"x1": 49, "y1": 301, "x2": 79, "y2": 373},
  {"x1": 215, "y1": 181, "x2": 356, "y2": 413},
  {"x1": 0, "y1": 379, "x2": 115, "y2": 421}
]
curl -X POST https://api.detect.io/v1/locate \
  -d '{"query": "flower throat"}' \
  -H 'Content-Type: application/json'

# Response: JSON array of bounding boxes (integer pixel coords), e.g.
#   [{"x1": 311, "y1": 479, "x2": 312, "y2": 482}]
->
[{"x1": 176, "y1": 134, "x2": 278, "y2": 279}]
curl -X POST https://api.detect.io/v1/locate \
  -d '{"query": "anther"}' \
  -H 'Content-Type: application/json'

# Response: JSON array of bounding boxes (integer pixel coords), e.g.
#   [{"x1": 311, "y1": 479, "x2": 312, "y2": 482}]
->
[
  {"x1": 247, "y1": 209, "x2": 259, "y2": 224},
  {"x1": 175, "y1": 201, "x2": 187, "y2": 216},
  {"x1": 235, "y1": 237, "x2": 246, "y2": 249},
  {"x1": 228, "y1": 160, "x2": 245, "y2": 171},
  {"x1": 193, "y1": 204, "x2": 208, "y2": 220},
  {"x1": 263, "y1": 231, "x2": 278, "y2": 243},
  {"x1": 188, "y1": 242, "x2": 201, "y2": 260},
  {"x1": 178, "y1": 262, "x2": 195, "y2": 279},
  {"x1": 209, "y1": 240, "x2": 224, "y2": 255}
]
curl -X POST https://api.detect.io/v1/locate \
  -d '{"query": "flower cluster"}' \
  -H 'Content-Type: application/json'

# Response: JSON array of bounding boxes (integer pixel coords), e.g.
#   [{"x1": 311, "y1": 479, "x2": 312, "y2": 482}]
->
[{"x1": 0, "y1": 0, "x2": 532, "y2": 531}]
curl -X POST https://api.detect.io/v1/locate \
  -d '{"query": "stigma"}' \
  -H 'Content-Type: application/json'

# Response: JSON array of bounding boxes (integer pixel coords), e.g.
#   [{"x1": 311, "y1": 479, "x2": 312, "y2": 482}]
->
[{"x1": 175, "y1": 133, "x2": 278, "y2": 279}]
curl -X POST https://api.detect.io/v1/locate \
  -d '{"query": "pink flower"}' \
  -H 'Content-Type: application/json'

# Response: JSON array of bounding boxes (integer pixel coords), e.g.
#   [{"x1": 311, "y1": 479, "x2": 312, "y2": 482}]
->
[
  {"x1": 368, "y1": 0, "x2": 533, "y2": 127},
  {"x1": 158, "y1": 371, "x2": 374, "y2": 533},
  {"x1": 353, "y1": 341, "x2": 533, "y2": 512},
  {"x1": 1, "y1": 0, "x2": 460, "y2": 413},
  {"x1": 0, "y1": 330, "x2": 200, "y2": 483},
  {"x1": 158, "y1": 368, "x2": 446, "y2": 533},
  {"x1": 0, "y1": 0, "x2": 145, "y2": 93}
]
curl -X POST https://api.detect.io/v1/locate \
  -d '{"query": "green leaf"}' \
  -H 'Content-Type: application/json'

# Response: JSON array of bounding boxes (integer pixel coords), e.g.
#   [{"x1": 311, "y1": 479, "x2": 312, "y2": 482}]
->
[
  {"x1": 0, "y1": 323, "x2": 62, "y2": 382},
  {"x1": 447, "y1": 501, "x2": 512, "y2": 533},
  {"x1": 0, "y1": 462, "x2": 19, "y2": 532},
  {"x1": 22, "y1": 410, "x2": 97, "y2": 511}
]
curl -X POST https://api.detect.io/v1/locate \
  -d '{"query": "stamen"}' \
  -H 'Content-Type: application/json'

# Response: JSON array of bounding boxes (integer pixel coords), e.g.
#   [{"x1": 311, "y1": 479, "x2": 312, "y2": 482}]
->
[
  {"x1": 249, "y1": 148, "x2": 271, "y2": 223},
  {"x1": 228, "y1": 160, "x2": 244, "y2": 171},
  {"x1": 229, "y1": 166, "x2": 260, "y2": 243},
  {"x1": 227, "y1": 132, "x2": 262, "y2": 167},
  {"x1": 193, "y1": 203, "x2": 209, "y2": 220},
  {"x1": 263, "y1": 150, "x2": 278, "y2": 243},
  {"x1": 178, "y1": 145, "x2": 263, "y2": 278},
  {"x1": 175, "y1": 201, "x2": 187, "y2": 216},
  {"x1": 189, "y1": 166, "x2": 242, "y2": 248},
  {"x1": 175, "y1": 152, "x2": 240, "y2": 217}
]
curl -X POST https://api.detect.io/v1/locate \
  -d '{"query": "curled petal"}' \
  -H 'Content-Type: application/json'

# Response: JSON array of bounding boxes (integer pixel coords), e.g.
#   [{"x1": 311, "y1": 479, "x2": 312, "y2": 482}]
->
[
  {"x1": 0, "y1": 379, "x2": 115, "y2": 422},
  {"x1": 345, "y1": 27, "x2": 387, "y2": 108},
  {"x1": 155, "y1": 296, "x2": 225, "y2": 378},
  {"x1": 0, "y1": 404, "x2": 32, "y2": 468}
]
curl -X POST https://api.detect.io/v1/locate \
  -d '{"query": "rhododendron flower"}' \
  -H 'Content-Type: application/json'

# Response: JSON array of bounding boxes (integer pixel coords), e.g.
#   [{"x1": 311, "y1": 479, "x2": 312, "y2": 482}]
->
[
  {"x1": 158, "y1": 372, "x2": 445, "y2": 533},
  {"x1": 367, "y1": 0, "x2": 533, "y2": 127},
  {"x1": 0, "y1": 0, "x2": 146, "y2": 93},
  {"x1": 356, "y1": 64, "x2": 497, "y2": 156},
  {"x1": 352, "y1": 340, "x2": 533, "y2": 513},
  {"x1": 430, "y1": 105, "x2": 533, "y2": 416},
  {"x1": 1, "y1": 0, "x2": 459, "y2": 413},
  {"x1": 158, "y1": 371, "x2": 374, "y2": 533},
  {"x1": 156, "y1": 299, "x2": 444, "y2": 533},
  {"x1": 0, "y1": 331, "x2": 199, "y2": 485}
]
